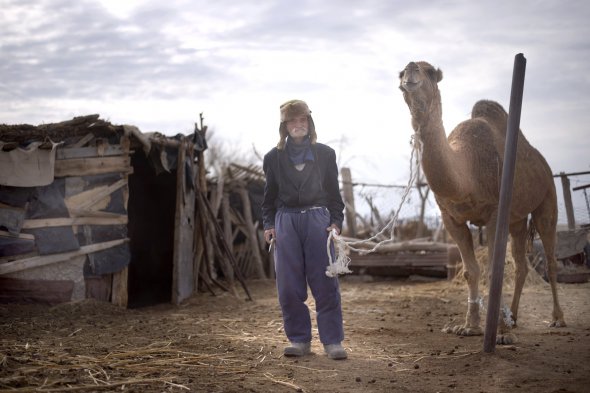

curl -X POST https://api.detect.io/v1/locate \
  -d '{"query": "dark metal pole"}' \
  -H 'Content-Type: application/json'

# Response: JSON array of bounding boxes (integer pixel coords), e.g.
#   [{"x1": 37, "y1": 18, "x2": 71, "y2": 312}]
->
[{"x1": 483, "y1": 53, "x2": 527, "y2": 353}]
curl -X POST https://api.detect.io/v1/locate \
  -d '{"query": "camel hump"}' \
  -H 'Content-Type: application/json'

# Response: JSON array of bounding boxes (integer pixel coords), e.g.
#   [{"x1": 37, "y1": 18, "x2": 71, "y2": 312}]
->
[
  {"x1": 471, "y1": 100, "x2": 507, "y2": 122},
  {"x1": 471, "y1": 100, "x2": 509, "y2": 135}
]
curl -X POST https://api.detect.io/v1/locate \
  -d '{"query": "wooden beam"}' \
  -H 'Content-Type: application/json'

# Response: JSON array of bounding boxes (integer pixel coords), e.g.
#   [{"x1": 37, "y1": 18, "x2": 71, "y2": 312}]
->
[
  {"x1": 21, "y1": 215, "x2": 128, "y2": 229},
  {"x1": 54, "y1": 156, "x2": 132, "y2": 177},
  {"x1": 123, "y1": 125, "x2": 151, "y2": 155},
  {"x1": 0, "y1": 238, "x2": 129, "y2": 275}
]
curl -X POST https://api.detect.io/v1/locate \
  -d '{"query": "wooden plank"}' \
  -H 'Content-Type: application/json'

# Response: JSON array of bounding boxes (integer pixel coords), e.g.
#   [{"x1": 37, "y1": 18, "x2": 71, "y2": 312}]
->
[
  {"x1": 110, "y1": 133, "x2": 131, "y2": 308},
  {"x1": 71, "y1": 133, "x2": 95, "y2": 148},
  {"x1": 79, "y1": 178, "x2": 127, "y2": 210},
  {"x1": 0, "y1": 230, "x2": 34, "y2": 240},
  {"x1": 0, "y1": 251, "x2": 39, "y2": 264},
  {"x1": 85, "y1": 274, "x2": 112, "y2": 301},
  {"x1": 0, "y1": 277, "x2": 74, "y2": 304},
  {"x1": 21, "y1": 215, "x2": 128, "y2": 229},
  {"x1": 373, "y1": 242, "x2": 451, "y2": 253},
  {"x1": 66, "y1": 185, "x2": 109, "y2": 211},
  {"x1": 68, "y1": 208, "x2": 127, "y2": 218},
  {"x1": 119, "y1": 135, "x2": 131, "y2": 211},
  {"x1": 54, "y1": 156, "x2": 132, "y2": 177},
  {"x1": 57, "y1": 146, "x2": 124, "y2": 160},
  {"x1": 350, "y1": 252, "x2": 448, "y2": 268},
  {"x1": 112, "y1": 267, "x2": 128, "y2": 307},
  {"x1": 0, "y1": 238, "x2": 129, "y2": 275},
  {"x1": 65, "y1": 179, "x2": 127, "y2": 210}
]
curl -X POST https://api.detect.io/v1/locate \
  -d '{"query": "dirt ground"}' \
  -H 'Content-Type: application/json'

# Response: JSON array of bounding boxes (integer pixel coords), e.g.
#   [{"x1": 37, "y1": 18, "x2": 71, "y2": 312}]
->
[{"x1": 1, "y1": 275, "x2": 589, "y2": 393}]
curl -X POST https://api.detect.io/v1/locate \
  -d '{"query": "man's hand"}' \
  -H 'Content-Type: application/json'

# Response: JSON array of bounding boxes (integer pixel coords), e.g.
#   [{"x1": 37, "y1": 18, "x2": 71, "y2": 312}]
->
[
  {"x1": 264, "y1": 228, "x2": 276, "y2": 244},
  {"x1": 326, "y1": 224, "x2": 340, "y2": 235}
]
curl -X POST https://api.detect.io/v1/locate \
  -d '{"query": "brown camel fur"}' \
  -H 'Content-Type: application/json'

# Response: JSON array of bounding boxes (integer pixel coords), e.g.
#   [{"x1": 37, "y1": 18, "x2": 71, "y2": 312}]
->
[{"x1": 398, "y1": 61, "x2": 566, "y2": 344}]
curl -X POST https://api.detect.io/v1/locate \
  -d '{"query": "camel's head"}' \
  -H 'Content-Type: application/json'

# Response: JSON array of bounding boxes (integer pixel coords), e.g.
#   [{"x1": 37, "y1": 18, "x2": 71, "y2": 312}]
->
[{"x1": 398, "y1": 62, "x2": 443, "y2": 113}]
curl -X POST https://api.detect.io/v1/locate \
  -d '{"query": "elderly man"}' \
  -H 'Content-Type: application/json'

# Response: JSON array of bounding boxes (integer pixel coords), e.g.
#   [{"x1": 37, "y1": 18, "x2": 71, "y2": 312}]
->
[{"x1": 261, "y1": 99, "x2": 347, "y2": 360}]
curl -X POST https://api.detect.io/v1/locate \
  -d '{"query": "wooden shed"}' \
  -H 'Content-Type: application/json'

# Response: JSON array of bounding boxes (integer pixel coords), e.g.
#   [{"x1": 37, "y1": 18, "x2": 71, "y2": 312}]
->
[{"x1": 0, "y1": 115, "x2": 202, "y2": 307}]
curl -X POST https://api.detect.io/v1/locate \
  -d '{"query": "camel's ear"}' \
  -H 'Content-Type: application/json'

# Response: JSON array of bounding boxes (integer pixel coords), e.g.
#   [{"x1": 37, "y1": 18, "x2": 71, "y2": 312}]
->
[
  {"x1": 435, "y1": 68, "x2": 443, "y2": 82},
  {"x1": 398, "y1": 70, "x2": 405, "y2": 79},
  {"x1": 426, "y1": 67, "x2": 443, "y2": 83}
]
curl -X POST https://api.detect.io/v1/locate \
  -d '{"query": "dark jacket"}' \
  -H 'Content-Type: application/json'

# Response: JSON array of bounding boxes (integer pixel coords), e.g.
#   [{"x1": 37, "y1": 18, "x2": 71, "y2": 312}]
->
[{"x1": 262, "y1": 142, "x2": 345, "y2": 230}]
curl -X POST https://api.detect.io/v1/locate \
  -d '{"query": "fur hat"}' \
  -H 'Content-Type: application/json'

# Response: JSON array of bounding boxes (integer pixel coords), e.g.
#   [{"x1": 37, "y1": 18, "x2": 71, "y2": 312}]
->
[{"x1": 277, "y1": 99, "x2": 317, "y2": 150}]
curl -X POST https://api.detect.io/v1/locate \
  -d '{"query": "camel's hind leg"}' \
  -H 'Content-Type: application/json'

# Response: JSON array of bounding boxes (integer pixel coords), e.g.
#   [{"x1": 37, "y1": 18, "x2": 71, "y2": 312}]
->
[
  {"x1": 486, "y1": 216, "x2": 517, "y2": 345},
  {"x1": 532, "y1": 198, "x2": 566, "y2": 327},
  {"x1": 440, "y1": 213, "x2": 483, "y2": 336},
  {"x1": 509, "y1": 218, "x2": 529, "y2": 326}
]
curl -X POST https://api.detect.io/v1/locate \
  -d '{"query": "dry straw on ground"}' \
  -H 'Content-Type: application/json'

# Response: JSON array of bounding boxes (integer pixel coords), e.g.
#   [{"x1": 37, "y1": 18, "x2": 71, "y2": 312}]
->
[{"x1": 451, "y1": 243, "x2": 549, "y2": 289}]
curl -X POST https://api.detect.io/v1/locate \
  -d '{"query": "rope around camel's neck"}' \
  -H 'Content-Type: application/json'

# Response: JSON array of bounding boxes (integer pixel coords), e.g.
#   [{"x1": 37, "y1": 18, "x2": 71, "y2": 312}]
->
[
  {"x1": 348, "y1": 129, "x2": 423, "y2": 250},
  {"x1": 332, "y1": 129, "x2": 424, "y2": 249}
]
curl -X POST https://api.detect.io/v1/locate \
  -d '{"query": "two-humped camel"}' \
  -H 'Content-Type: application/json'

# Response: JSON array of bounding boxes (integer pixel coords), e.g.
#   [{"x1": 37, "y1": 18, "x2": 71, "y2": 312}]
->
[{"x1": 398, "y1": 61, "x2": 566, "y2": 344}]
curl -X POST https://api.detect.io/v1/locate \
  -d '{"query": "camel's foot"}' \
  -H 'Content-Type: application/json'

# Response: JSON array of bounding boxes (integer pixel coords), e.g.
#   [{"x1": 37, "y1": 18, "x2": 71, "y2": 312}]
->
[
  {"x1": 549, "y1": 318, "x2": 566, "y2": 328},
  {"x1": 441, "y1": 324, "x2": 483, "y2": 336},
  {"x1": 496, "y1": 332, "x2": 517, "y2": 345}
]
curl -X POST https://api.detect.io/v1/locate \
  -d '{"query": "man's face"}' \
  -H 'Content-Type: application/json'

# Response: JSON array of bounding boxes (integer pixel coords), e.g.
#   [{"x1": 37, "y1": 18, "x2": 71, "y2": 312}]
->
[{"x1": 286, "y1": 114, "x2": 309, "y2": 141}]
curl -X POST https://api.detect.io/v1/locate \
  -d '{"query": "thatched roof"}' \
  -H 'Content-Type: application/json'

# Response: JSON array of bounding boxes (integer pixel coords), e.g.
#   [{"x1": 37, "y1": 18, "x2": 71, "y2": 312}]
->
[{"x1": 0, "y1": 115, "x2": 123, "y2": 144}]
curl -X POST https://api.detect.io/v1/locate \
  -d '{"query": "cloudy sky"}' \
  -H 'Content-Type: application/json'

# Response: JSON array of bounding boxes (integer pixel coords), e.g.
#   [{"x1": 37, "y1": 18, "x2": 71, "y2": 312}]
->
[{"x1": 2, "y1": 0, "x2": 590, "y2": 224}]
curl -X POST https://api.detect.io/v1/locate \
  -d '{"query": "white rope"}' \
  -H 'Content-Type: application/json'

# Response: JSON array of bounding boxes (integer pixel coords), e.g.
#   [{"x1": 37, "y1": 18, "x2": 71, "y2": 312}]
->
[
  {"x1": 468, "y1": 296, "x2": 485, "y2": 310},
  {"x1": 325, "y1": 132, "x2": 424, "y2": 276},
  {"x1": 502, "y1": 304, "x2": 515, "y2": 328},
  {"x1": 325, "y1": 229, "x2": 352, "y2": 277}
]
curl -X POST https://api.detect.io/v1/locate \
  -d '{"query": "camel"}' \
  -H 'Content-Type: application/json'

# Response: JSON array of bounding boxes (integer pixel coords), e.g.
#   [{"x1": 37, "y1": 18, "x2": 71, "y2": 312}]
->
[{"x1": 398, "y1": 61, "x2": 566, "y2": 344}]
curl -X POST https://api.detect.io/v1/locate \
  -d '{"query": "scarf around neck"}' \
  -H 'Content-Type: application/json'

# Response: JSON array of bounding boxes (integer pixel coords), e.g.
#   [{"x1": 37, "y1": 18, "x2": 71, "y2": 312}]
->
[{"x1": 286, "y1": 136, "x2": 315, "y2": 165}]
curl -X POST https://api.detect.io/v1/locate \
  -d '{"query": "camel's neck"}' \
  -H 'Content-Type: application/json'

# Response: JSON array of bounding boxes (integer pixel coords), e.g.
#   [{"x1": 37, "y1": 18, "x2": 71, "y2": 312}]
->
[{"x1": 411, "y1": 96, "x2": 465, "y2": 197}]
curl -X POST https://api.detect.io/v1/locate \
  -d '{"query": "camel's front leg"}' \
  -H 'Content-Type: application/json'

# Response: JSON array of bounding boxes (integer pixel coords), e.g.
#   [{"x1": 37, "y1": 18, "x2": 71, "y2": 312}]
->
[{"x1": 441, "y1": 216, "x2": 483, "y2": 336}]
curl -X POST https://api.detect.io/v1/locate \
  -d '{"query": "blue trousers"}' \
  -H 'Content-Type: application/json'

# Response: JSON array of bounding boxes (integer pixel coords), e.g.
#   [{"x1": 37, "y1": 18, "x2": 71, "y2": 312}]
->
[{"x1": 274, "y1": 206, "x2": 344, "y2": 345}]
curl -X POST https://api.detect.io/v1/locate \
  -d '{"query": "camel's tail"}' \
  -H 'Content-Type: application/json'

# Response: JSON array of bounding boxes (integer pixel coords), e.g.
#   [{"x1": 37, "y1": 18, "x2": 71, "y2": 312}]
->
[{"x1": 526, "y1": 216, "x2": 537, "y2": 252}]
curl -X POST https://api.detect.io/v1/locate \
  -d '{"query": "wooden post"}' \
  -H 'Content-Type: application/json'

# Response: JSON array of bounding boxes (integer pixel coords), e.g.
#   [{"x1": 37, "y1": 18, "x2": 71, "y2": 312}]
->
[
  {"x1": 221, "y1": 191, "x2": 234, "y2": 255},
  {"x1": 193, "y1": 117, "x2": 208, "y2": 292},
  {"x1": 237, "y1": 184, "x2": 266, "y2": 279},
  {"x1": 112, "y1": 134, "x2": 131, "y2": 308},
  {"x1": 560, "y1": 173, "x2": 576, "y2": 230},
  {"x1": 340, "y1": 167, "x2": 357, "y2": 237},
  {"x1": 484, "y1": 53, "x2": 526, "y2": 353},
  {"x1": 416, "y1": 176, "x2": 430, "y2": 238},
  {"x1": 171, "y1": 139, "x2": 195, "y2": 304}
]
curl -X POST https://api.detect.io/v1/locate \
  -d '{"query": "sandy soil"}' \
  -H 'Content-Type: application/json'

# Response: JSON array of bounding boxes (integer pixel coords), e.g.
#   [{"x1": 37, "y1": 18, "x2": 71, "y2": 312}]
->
[{"x1": 1, "y1": 276, "x2": 589, "y2": 393}]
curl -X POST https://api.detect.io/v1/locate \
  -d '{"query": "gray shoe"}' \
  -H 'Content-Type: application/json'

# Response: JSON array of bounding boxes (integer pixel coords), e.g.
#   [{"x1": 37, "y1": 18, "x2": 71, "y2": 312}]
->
[
  {"x1": 284, "y1": 342, "x2": 311, "y2": 357},
  {"x1": 324, "y1": 343, "x2": 347, "y2": 360}
]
